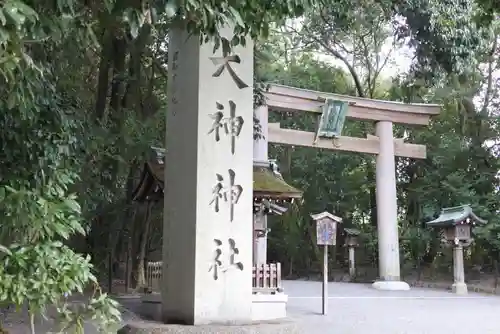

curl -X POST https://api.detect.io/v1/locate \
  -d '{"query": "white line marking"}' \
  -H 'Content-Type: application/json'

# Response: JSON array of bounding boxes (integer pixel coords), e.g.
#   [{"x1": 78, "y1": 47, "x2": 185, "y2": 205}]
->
[{"x1": 288, "y1": 296, "x2": 486, "y2": 299}]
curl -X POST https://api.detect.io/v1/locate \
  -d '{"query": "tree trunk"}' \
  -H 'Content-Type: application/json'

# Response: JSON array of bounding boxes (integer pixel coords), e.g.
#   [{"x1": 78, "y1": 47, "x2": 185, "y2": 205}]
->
[
  {"x1": 109, "y1": 36, "x2": 128, "y2": 120},
  {"x1": 125, "y1": 206, "x2": 137, "y2": 292},
  {"x1": 95, "y1": 32, "x2": 113, "y2": 121},
  {"x1": 136, "y1": 201, "x2": 153, "y2": 290},
  {"x1": 417, "y1": 259, "x2": 423, "y2": 281},
  {"x1": 129, "y1": 204, "x2": 145, "y2": 288},
  {"x1": 122, "y1": 24, "x2": 152, "y2": 114},
  {"x1": 108, "y1": 162, "x2": 139, "y2": 278},
  {"x1": 494, "y1": 258, "x2": 499, "y2": 289}
]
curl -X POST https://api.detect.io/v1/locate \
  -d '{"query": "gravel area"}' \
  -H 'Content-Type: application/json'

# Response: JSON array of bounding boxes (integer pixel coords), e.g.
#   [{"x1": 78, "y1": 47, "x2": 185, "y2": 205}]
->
[
  {"x1": 4, "y1": 281, "x2": 500, "y2": 333},
  {"x1": 284, "y1": 280, "x2": 500, "y2": 334}
]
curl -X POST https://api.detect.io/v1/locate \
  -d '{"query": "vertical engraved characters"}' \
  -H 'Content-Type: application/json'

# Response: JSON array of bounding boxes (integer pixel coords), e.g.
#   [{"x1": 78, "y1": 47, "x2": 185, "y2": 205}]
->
[
  {"x1": 206, "y1": 49, "x2": 248, "y2": 282},
  {"x1": 208, "y1": 239, "x2": 223, "y2": 280},
  {"x1": 209, "y1": 169, "x2": 243, "y2": 222},
  {"x1": 223, "y1": 238, "x2": 244, "y2": 271},
  {"x1": 171, "y1": 51, "x2": 180, "y2": 108},
  {"x1": 208, "y1": 109, "x2": 224, "y2": 142},
  {"x1": 208, "y1": 101, "x2": 244, "y2": 154},
  {"x1": 208, "y1": 238, "x2": 244, "y2": 280},
  {"x1": 210, "y1": 174, "x2": 224, "y2": 213},
  {"x1": 210, "y1": 55, "x2": 249, "y2": 89}
]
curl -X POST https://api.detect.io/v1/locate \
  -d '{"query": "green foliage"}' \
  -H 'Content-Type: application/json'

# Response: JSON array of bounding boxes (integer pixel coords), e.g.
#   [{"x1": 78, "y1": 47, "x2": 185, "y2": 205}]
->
[
  {"x1": 474, "y1": 0, "x2": 500, "y2": 24},
  {"x1": 0, "y1": 240, "x2": 92, "y2": 312},
  {"x1": 0, "y1": 176, "x2": 122, "y2": 332},
  {"x1": 395, "y1": 0, "x2": 484, "y2": 76},
  {"x1": 155, "y1": 0, "x2": 315, "y2": 52},
  {"x1": 0, "y1": 144, "x2": 122, "y2": 332},
  {"x1": 0, "y1": 1, "x2": 122, "y2": 331},
  {"x1": 0, "y1": 0, "x2": 499, "y2": 328},
  {"x1": 401, "y1": 226, "x2": 432, "y2": 266},
  {"x1": 55, "y1": 291, "x2": 122, "y2": 333},
  {"x1": 0, "y1": 1, "x2": 40, "y2": 85}
]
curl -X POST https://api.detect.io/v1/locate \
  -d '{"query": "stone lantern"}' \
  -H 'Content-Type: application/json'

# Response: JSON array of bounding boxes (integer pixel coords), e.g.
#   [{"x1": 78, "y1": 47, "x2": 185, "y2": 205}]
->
[
  {"x1": 426, "y1": 204, "x2": 486, "y2": 295},
  {"x1": 344, "y1": 228, "x2": 360, "y2": 279}
]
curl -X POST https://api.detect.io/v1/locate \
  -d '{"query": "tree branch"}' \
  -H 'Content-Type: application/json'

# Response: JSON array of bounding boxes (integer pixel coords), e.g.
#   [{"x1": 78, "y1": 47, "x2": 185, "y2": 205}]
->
[
  {"x1": 481, "y1": 35, "x2": 498, "y2": 115},
  {"x1": 288, "y1": 24, "x2": 365, "y2": 97}
]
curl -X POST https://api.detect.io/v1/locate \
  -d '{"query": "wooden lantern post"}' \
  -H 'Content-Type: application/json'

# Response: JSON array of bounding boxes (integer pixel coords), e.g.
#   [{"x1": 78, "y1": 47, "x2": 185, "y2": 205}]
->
[
  {"x1": 311, "y1": 211, "x2": 342, "y2": 315},
  {"x1": 426, "y1": 205, "x2": 487, "y2": 295},
  {"x1": 344, "y1": 228, "x2": 361, "y2": 279}
]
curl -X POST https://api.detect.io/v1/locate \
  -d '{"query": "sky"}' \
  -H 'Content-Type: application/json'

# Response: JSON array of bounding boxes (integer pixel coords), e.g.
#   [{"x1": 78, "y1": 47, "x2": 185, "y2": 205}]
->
[
  {"x1": 283, "y1": 17, "x2": 415, "y2": 80},
  {"x1": 314, "y1": 35, "x2": 499, "y2": 112},
  {"x1": 310, "y1": 32, "x2": 500, "y2": 150},
  {"x1": 314, "y1": 38, "x2": 414, "y2": 80}
]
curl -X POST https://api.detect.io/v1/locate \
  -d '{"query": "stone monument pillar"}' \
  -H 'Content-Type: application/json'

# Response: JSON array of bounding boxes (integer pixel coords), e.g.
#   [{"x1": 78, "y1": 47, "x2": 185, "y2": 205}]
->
[
  {"x1": 344, "y1": 228, "x2": 360, "y2": 280},
  {"x1": 372, "y1": 121, "x2": 409, "y2": 291},
  {"x1": 162, "y1": 23, "x2": 254, "y2": 324},
  {"x1": 348, "y1": 246, "x2": 356, "y2": 278},
  {"x1": 253, "y1": 105, "x2": 269, "y2": 264},
  {"x1": 452, "y1": 243, "x2": 467, "y2": 295}
]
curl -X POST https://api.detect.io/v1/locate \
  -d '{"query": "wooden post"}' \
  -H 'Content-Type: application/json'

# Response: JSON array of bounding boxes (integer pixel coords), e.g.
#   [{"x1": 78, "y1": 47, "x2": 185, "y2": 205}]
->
[
  {"x1": 311, "y1": 211, "x2": 341, "y2": 316},
  {"x1": 322, "y1": 244, "x2": 328, "y2": 315},
  {"x1": 125, "y1": 244, "x2": 130, "y2": 292},
  {"x1": 108, "y1": 252, "x2": 113, "y2": 294}
]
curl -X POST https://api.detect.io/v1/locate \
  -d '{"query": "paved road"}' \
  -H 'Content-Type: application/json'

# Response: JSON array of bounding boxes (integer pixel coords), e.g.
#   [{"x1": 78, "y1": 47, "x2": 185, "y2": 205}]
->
[
  {"x1": 283, "y1": 280, "x2": 500, "y2": 334},
  {"x1": 53, "y1": 280, "x2": 499, "y2": 334}
]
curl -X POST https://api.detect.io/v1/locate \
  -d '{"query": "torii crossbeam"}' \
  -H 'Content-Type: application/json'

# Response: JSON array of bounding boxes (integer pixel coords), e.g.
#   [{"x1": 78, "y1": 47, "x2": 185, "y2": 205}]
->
[{"x1": 254, "y1": 83, "x2": 441, "y2": 291}]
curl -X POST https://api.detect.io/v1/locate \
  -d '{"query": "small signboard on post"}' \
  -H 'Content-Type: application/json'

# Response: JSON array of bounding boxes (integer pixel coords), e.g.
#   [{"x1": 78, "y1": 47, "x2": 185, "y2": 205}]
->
[
  {"x1": 311, "y1": 211, "x2": 342, "y2": 315},
  {"x1": 316, "y1": 218, "x2": 337, "y2": 246}
]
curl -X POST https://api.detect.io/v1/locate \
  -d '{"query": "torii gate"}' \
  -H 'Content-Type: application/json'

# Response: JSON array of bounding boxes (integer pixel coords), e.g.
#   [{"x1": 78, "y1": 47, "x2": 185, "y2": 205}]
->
[{"x1": 254, "y1": 83, "x2": 441, "y2": 291}]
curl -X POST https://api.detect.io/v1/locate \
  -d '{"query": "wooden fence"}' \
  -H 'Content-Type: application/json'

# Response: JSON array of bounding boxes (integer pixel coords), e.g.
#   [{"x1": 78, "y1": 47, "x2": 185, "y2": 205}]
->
[
  {"x1": 252, "y1": 262, "x2": 283, "y2": 294},
  {"x1": 146, "y1": 262, "x2": 282, "y2": 294},
  {"x1": 146, "y1": 261, "x2": 162, "y2": 292}
]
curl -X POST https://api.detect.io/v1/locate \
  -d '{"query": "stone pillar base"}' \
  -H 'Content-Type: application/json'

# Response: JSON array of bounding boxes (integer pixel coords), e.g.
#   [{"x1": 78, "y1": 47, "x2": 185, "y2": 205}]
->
[
  {"x1": 140, "y1": 293, "x2": 288, "y2": 323},
  {"x1": 372, "y1": 280, "x2": 410, "y2": 291},
  {"x1": 251, "y1": 293, "x2": 288, "y2": 321},
  {"x1": 451, "y1": 283, "x2": 468, "y2": 295},
  {"x1": 118, "y1": 320, "x2": 301, "y2": 334}
]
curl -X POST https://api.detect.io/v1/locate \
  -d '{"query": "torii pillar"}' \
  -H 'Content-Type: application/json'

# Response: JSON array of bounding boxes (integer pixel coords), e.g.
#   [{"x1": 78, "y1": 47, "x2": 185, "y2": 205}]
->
[
  {"x1": 371, "y1": 121, "x2": 409, "y2": 290},
  {"x1": 253, "y1": 105, "x2": 269, "y2": 265}
]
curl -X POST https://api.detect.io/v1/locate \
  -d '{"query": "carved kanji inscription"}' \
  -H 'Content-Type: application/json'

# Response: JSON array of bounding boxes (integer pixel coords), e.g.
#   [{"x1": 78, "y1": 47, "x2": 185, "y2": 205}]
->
[
  {"x1": 209, "y1": 169, "x2": 242, "y2": 222},
  {"x1": 208, "y1": 100, "x2": 244, "y2": 154},
  {"x1": 208, "y1": 239, "x2": 223, "y2": 280},
  {"x1": 208, "y1": 238, "x2": 244, "y2": 280},
  {"x1": 223, "y1": 238, "x2": 244, "y2": 272},
  {"x1": 210, "y1": 55, "x2": 249, "y2": 89}
]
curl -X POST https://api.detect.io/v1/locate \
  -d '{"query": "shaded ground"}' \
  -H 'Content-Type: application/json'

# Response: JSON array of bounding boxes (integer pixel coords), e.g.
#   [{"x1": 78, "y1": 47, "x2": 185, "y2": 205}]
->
[
  {"x1": 0, "y1": 299, "x2": 137, "y2": 334},
  {"x1": 4, "y1": 280, "x2": 500, "y2": 333}
]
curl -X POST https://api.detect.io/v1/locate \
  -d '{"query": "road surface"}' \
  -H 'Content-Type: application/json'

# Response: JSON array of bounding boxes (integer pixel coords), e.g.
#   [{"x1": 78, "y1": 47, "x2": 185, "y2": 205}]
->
[{"x1": 5, "y1": 280, "x2": 500, "y2": 333}]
